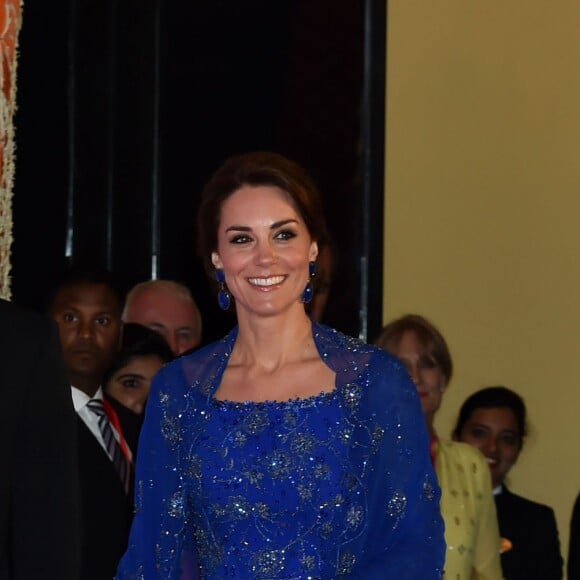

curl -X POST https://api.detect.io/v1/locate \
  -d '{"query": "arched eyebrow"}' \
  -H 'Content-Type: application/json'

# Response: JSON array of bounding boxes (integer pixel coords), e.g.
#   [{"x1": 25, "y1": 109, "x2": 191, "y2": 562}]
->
[
  {"x1": 225, "y1": 219, "x2": 299, "y2": 233},
  {"x1": 271, "y1": 219, "x2": 299, "y2": 229},
  {"x1": 499, "y1": 429, "x2": 518, "y2": 436},
  {"x1": 117, "y1": 373, "x2": 147, "y2": 382},
  {"x1": 469, "y1": 423, "x2": 490, "y2": 430}
]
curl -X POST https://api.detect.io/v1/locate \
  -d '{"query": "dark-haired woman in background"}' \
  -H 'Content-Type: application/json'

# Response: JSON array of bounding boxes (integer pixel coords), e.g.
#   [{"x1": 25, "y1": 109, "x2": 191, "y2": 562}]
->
[
  {"x1": 454, "y1": 386, "x2": 563, "y2": 580},
  {"x1": 104, "y1": 323, "x2": 173, "y2": 453}
]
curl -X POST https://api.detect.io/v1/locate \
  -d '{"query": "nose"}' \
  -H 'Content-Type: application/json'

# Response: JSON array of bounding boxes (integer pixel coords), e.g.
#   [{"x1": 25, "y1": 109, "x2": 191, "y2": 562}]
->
[
  {"x1": 78, "y1": 320, "x2": 94, "y2": 340},
  {"x1": 254, "y1": 240, "x2": 276, "y2": 265},
  {"x1": 483, "y1": 436, "x2": 497, "y2": 456},
  {"x1": 409, "y1": 365, "x2": 422, "y2": 386},
  {"x1": 167, "y1": 335, "x2": 180, "y2": 356}
]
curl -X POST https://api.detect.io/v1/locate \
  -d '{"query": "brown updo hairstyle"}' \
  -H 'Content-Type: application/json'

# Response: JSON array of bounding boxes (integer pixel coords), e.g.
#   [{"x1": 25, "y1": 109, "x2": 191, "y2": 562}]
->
[
  {"x1": 196, "y1": 151, "x2": 330, "y2": 278},
  {"x1": 374, "y1": 314, "x2": 453, "y2": 386}
]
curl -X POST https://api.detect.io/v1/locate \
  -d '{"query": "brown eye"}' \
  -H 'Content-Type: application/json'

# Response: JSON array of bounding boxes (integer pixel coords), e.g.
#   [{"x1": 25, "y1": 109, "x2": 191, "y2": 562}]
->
[
  {"x1": 500, "y1": 434, "x2": 518, "y2": 446},
  {"x1": 418, "y1": 356, "x2": 437, "y2": 370},
  {"x1": 470, "y1": 427, "x2": 487, "y2": 439},
  {"x1": 121, "y1": 378, "x2": 140, "y2": 389},
  {"x1": 275, "y1": 229, "x2": 296, "y2": 241},
  {"x1": 230, "y1": 234, "x2": 252, "y2": 244}
]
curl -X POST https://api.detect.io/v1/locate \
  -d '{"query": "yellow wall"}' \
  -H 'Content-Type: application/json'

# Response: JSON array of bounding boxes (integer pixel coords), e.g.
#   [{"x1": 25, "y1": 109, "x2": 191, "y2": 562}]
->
[{"x1": 384, "y1": 0, "x2": 580, "y2": 569}]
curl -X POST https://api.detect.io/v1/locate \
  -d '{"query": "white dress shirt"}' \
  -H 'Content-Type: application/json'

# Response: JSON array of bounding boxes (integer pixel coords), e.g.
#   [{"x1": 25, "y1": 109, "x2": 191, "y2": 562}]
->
[{"x1": 71, "y1": 386, "x2": 122, "y2": 460}]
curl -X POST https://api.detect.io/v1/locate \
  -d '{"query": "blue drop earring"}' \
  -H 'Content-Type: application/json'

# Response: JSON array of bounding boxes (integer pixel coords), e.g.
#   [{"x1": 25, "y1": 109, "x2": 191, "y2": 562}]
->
[
  {"x1": 215, "y1": 268, "x2": 231, "y2": 310},
  {"x1": 302, "y1": 261, "x2": 316, "y2": 304}
]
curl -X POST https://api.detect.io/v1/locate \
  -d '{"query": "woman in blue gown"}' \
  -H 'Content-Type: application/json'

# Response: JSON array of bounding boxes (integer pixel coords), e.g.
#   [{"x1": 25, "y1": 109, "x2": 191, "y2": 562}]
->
[{"x1": 116, "y1": 152, "x2": 445, "y2": 579}]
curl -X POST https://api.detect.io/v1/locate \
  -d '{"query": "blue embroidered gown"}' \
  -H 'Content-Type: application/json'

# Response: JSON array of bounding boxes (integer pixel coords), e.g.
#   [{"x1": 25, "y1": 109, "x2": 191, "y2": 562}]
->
[{"x1": 116, "y1": 324, "x2": 445, "y2": 579}]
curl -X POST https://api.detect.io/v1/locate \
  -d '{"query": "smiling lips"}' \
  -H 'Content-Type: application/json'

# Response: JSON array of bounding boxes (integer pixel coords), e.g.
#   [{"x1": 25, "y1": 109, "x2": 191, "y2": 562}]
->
[{"x1": 248, "y1": 275, "x2": 286, "y2": 288}]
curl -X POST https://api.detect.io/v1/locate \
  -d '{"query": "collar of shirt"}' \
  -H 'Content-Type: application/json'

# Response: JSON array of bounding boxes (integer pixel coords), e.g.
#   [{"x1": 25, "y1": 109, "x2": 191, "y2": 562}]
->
[
  {"x1": 71, "y1": 385, "x2": 120, "y2": 458},
  {"x1": 71, "y1": 385, "x2": 104, "y2": 413}
]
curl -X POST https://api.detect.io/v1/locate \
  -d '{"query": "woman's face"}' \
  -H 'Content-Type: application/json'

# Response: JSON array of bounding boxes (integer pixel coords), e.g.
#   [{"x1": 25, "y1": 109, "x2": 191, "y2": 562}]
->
[
  {"x1": 105, "y1": 354, "x2": 164, "y2": 415},
  {"x1": 211, "y1": 185, "x2": 318, "y2": 321},
  {"x1": 391, "y1": 330, "x2": 446, "y2": 425},
  {"x1": 458, "y1": 407, "x2": 521, "y2": 488}
]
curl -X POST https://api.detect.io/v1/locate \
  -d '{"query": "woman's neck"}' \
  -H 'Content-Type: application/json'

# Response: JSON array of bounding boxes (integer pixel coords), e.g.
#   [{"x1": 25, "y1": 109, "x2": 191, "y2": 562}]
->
[
  {"x1": 233, "y1": 309, "x2": 315, "y2": 372},
  {"x1": 214, "y1": 309, "x2": 335, "y2": 403}
]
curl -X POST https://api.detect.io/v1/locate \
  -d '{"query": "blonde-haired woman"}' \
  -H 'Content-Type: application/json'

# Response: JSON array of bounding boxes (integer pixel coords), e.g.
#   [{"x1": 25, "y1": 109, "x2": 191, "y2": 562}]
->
[{"x1": 376, "y1": 314, "x2": 502, "y2": 579}]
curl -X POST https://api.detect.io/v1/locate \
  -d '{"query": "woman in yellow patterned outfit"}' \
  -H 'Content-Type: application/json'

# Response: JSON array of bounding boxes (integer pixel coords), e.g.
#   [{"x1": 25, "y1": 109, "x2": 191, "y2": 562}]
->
[{"x1": 376, "y1": 314, "x2": 502, "y2": 580}]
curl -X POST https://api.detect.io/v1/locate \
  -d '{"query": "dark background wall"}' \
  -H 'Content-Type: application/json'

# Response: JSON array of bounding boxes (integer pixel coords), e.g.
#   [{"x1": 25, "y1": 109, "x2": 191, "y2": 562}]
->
[{"x1": 12, "y1": 0, "x2": 385, "y2": 343}]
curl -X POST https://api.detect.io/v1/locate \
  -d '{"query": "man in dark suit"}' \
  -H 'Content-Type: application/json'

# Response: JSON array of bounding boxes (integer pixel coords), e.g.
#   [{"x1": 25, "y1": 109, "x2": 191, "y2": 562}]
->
[
  {"x1": 48, "y1": 267, "x2": 133, "y2": 580},
  {"x1": 570, "y1": 493, "x2": 580, "y2": 580},
  {"x1": 0, "y1": 299, "x2": 80, "y2": 579},
  {"x1": 495, "y1": 485, "x2": 563, "y2": 580}
]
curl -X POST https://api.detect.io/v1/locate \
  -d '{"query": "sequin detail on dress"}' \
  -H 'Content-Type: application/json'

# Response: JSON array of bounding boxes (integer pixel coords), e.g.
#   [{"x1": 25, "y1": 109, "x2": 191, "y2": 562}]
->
[
  {"x1": 116, "y1": 323, "x2": 445, "y2": 579},
  {"x1": 187, "y1": 390, "x2": 361, "y2": 578}
]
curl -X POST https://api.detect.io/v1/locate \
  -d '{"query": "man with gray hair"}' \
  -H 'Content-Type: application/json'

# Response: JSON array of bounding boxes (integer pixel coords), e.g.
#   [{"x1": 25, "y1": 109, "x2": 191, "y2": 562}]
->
[{"x1": 122, "y1": 280, "x2": 202, "y2": 356}]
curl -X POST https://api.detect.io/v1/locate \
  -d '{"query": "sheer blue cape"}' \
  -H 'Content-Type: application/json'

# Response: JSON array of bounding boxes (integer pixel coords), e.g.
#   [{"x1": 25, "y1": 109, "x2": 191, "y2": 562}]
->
[{"x1": 116, "y1": 323, "x2": 444, "y2": 579}]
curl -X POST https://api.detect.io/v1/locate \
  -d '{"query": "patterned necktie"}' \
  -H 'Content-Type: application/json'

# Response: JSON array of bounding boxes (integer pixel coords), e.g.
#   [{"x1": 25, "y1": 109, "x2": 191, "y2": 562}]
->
[{"x1": 87, "y1": 399, "x2": 132, "y2": 495}]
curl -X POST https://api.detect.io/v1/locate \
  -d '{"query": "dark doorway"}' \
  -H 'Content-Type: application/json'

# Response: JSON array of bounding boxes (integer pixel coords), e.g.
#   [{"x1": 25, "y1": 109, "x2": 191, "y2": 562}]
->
[{"x1": 12, "y1": 0, "x2": 385, "y2": 343}]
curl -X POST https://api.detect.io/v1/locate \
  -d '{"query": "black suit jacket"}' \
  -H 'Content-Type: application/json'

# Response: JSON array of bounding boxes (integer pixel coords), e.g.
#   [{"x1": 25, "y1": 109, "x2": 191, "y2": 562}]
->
[
  {"x1": 569, "y1": 493, "x2": 580, "y2": 580},
  {"x1": 77, "y1": 414, "x2": 133, "y2": 580},
  {"x1": 496, "y1": 485, "x2": 563, "y2": 580},
  {"x1": 0, "y1": 300, "x2": 80, "y2": 579}
]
